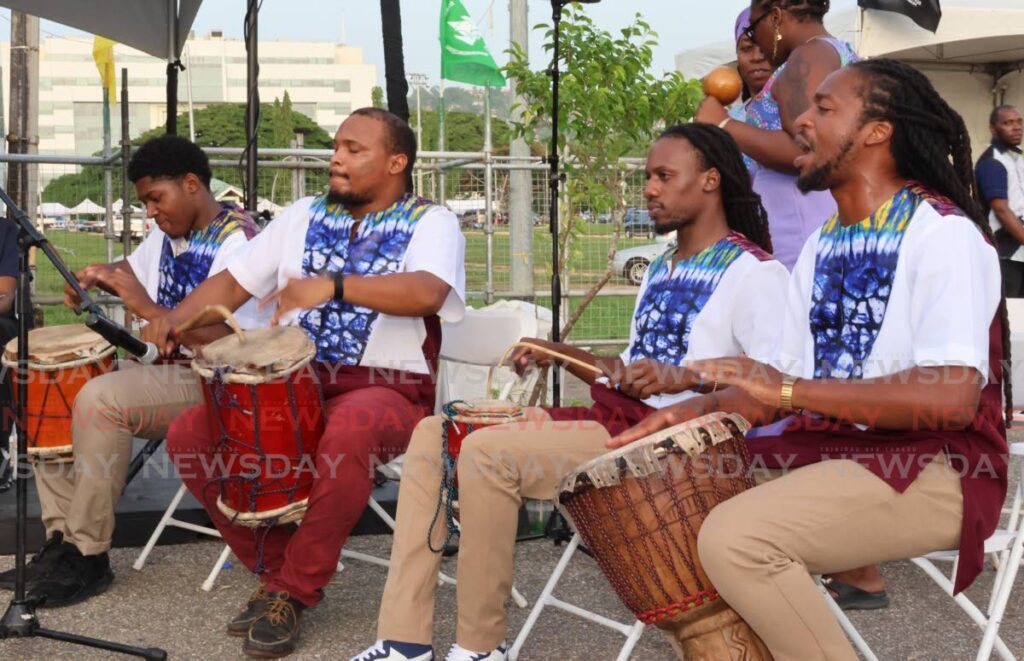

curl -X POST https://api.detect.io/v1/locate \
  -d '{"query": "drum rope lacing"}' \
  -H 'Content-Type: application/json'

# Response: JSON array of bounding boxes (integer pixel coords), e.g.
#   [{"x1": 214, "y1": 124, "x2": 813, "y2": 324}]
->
[{"x1": 427, "y1": 400, "x2": 468, "y2": 554}]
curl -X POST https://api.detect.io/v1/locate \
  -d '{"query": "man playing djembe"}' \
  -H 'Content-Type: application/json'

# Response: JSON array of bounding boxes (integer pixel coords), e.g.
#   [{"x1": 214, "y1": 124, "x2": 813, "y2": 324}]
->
[{"x1": 351, "y1": 123, "x2": 789, "y2": 661}]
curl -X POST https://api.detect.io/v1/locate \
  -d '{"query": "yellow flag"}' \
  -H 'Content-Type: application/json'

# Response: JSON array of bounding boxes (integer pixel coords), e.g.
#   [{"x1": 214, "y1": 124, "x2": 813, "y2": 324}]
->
[{"x1": 92, "y1": 36, "x2": 117, "y2": 105}]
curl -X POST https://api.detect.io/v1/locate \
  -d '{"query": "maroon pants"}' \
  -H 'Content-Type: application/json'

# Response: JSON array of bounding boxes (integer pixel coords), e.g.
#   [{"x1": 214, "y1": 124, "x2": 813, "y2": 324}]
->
[{"x1": 166, "y1": 385, "x2": 425, "y2": 607}]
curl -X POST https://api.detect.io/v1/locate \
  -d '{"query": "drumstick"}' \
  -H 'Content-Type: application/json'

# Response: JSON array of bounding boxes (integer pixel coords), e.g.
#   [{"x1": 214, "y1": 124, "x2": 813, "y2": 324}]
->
[
  {"x1": 174, "y1": 304, "x2": 247, "y2": 342},
  {"x1": 490, "y1": 341, "x2": 606, "y2": 397}
]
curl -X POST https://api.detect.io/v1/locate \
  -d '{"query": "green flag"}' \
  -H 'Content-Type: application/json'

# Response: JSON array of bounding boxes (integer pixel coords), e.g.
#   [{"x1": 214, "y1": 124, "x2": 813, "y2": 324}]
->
[{"x1": 440, "y1": 0, "x2": 506, "y2": 87}]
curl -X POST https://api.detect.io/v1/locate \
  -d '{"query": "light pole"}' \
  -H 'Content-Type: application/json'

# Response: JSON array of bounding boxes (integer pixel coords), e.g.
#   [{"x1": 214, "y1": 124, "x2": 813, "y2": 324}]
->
[{"x1": 409, "y1": 73, "x2": 428, "y2": 196}]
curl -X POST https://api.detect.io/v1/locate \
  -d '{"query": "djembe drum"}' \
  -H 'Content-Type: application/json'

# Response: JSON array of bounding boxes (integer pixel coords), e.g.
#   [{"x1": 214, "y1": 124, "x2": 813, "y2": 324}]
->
[
  {"x1": 558, "y1": 412, "x2": 772, "y2": 660},
  {"x1": 192, "y1": 326, "x2": 325, "y2": 527},
  {"x1": 2, "y1": 325, "x2": 116, "y2": 460}
]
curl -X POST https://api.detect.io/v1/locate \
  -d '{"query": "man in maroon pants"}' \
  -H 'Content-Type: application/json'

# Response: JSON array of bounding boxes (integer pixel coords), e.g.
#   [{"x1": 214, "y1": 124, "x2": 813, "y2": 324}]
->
[{"x1": 143, "y1": 108, "x2": 465, "y2": 659}]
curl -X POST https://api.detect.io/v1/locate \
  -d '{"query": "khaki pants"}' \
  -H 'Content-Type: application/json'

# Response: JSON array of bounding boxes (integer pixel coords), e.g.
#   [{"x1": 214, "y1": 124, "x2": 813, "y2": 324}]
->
[
  {"x1": 377, "y1": 409, "x2": 610, "y2": 651},
  {"x1": 699, "y1": 452, "x2": 962, "y2": 660},
  {"x1": 33, "y1": 361, "x2": 203, "y2": 555}
]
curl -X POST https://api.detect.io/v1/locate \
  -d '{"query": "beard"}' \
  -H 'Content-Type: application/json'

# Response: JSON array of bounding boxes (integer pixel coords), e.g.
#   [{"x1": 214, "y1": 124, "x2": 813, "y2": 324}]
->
[
  {"x1": 796, "y1": 133, "x2": 857, "y2": 194},
  {"x1": 326, "y1": 188, "x2": 373, "y2": 207},
  {"x1": 654, "y1": 215, "x2": 690, "y2": 235}
]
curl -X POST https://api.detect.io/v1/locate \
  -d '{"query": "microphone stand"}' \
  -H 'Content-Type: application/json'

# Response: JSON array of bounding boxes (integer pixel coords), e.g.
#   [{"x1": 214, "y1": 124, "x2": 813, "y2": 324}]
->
[{"x1": 0, "y1": 185, "x2": 166, "y2": 659}]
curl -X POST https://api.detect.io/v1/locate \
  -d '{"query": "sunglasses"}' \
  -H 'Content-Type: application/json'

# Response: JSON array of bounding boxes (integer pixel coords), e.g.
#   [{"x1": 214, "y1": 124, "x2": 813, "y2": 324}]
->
[{"x1": 743, "y1": 10, "x2": 771, "y2": 43}]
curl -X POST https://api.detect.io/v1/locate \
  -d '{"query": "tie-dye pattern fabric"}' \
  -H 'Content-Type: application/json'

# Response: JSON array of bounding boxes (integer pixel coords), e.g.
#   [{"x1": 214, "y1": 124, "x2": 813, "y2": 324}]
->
[
  {"x1": 156, "y1": 204, "x2": 259, "y2": 308},
  {"x1": 298, "y1": 193, "x2": 434, "y2": 364},
  {"x1": 628, "y1": 232, "x2": 749, "y2": 364},
  {"x1": 809, "y1": 186, "x2": 925, "y2": 379}
]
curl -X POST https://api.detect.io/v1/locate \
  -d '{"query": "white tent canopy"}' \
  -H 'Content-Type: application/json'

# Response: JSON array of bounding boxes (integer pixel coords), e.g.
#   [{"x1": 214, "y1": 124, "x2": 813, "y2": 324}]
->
[
  {"x1": 0, "y1": 0, "x2": 202, "y2": 59},
  {"x1": 675, "y1": 0, "x2": 1024, "y2": 158},
  {"x1": 70, "y1": 198, "x2": 105, "y2": 215},
  {"x1": 37, "y1": 202, "x2": 70, "y2": 217},
  {"x1": 112, "y1": 199, "x2": 142, "y2": 214}
]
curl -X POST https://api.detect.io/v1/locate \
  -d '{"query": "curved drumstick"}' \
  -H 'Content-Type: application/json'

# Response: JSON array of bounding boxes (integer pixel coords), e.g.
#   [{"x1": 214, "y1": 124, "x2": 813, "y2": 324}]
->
[
  {"x1": 174, "y1": 304, "x2": 247, "y2": 342},
  {"x1": 490, "y1": 340, "x2": 605, "y2": 396}
]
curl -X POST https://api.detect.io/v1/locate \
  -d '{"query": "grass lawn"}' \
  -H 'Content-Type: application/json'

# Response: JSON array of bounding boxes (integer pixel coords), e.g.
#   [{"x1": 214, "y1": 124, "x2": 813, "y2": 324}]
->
[{"x1": 33, "y1": 227, "x2": 642, "y2": 342}]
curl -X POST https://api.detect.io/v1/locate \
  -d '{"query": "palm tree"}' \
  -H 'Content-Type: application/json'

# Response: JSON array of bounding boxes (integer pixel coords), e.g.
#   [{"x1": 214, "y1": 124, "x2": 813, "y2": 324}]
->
[{"x1": 379, "y1": 0, "x2": 410, "y2": 123}]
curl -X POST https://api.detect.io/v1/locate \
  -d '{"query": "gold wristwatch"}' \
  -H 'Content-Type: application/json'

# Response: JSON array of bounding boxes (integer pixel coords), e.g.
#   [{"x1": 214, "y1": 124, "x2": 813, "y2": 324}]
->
[{"x1": 779, "y1": 375, "x2": 799, "y2": 412}]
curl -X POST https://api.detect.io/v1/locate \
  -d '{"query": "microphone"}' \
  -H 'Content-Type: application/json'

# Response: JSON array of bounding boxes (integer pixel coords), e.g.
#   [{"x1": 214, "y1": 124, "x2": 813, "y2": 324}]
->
[{"x1": 85, "y1": 313, "x2": 159, "y2": 365}]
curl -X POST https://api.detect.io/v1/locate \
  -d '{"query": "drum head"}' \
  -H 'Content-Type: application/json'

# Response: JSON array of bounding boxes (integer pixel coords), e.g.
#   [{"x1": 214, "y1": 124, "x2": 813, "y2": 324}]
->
[
  {"x1": 3, "y1": 324, "x2": 114, "y2": 368},
  {"x1": 193, "y1": 326, "x2": 315, "y2": 382},
  {"x1": 447, "y1": 399, "x2": 524, "y2": 424},
  {"x1": 558, "y1": 412, "x2": 750, "y2": 494}
]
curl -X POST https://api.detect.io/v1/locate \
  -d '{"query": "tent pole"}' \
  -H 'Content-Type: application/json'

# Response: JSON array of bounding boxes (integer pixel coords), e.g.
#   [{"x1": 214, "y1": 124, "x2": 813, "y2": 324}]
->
[
  {"x1": 165, "y1": 0, "x2": 178, "y2": 134},
  {"x1": 245, "y1": 0, "x2": 259, "y2": 212}
]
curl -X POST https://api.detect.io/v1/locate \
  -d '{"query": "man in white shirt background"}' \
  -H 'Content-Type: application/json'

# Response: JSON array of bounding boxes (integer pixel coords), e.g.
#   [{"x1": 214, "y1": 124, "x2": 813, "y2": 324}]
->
[{"x1": 977, "y1": 104, "x2": 1024, "y2": 296}]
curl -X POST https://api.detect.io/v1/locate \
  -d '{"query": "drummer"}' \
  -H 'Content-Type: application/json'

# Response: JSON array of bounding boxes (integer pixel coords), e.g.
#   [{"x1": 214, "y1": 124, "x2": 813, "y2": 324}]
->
[
  {"x1": 0, "y1": 134, "x2": 265, "y2": 607},
  {"x1": 609, "y1": 60, "x2": 1010, "y2": 659},
  {"x1": 143, "y1": 108, "x2": 466, "y2": 659},
  {"x1": 350, "y1": 123, "x2": 790, "y2": 661}
]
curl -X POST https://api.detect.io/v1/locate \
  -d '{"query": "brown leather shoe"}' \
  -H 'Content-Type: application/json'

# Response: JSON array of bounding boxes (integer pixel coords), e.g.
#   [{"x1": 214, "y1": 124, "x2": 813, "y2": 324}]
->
[
  {"x1": 243, "y1": 591, "x2": 305, "y2": 658},
  {"x1": 227, "y1": 584, "x2": 270, "y2": 637}
]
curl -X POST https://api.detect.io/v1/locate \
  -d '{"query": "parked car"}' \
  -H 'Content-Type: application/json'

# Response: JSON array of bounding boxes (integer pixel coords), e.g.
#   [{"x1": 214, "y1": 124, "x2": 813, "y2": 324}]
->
[
  {"x1": 623, "y1": 208, "x2": 654, "y2": 238},
  {"x1": 612, "y1": 238, "x2": 675, "y2": 285}
]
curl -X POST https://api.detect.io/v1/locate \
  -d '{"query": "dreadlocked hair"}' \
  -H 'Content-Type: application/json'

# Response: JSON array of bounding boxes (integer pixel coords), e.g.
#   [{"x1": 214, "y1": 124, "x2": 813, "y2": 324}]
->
[
  {"x1": 752, "y1": 0, "x2": 830, "y2": 20},
  {"x1": 658, "y1": 123, "x2": 773, "y2": 254},
  {"x1": 850, "y1": 57, "x2": 1013, "y2": 425}
]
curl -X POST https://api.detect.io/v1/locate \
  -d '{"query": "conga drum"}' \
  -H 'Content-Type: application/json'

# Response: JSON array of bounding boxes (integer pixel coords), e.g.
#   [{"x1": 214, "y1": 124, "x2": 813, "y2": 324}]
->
[
  {"x1": 192, "y1": 326, "x2": 325, "y2": 527},
  {"x1": 558, "y1": 412, "x2": 772, "y2": 660},
  {"x1": 441, "y1": 399, "x2": 524, "y2": 487},
  {"x1": 2, "y1": 325, "x2": 116, "y2": 460}
]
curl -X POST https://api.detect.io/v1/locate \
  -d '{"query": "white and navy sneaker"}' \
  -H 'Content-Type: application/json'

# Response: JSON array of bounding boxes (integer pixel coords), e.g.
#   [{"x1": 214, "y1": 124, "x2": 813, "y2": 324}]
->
[
  {"x1": 350, "y1": 639, "x2": 434, "y2": 661},
  {"x1": 443, "y1": 642, "x2": 508, "y2": 661}
]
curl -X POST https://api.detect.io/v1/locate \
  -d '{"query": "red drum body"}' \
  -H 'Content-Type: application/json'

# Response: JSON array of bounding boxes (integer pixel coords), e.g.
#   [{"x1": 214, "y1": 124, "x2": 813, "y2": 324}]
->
[
  {"x1": 441, "y1": 399, "x2": 524, "y2": 486},
  {"x1": 3, "y1": 325, "x2": 116, "y2": 460},
  {"x1": 558, "y1": 412, "x2": 773, "y2": 660},
  {"x1": 193, "y1": 326, "x2": 324, "y2": 527}
]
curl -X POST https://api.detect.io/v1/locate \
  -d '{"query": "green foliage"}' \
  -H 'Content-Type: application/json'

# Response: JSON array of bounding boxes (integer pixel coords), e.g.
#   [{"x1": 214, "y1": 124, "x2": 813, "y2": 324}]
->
[
  {"x1": 416, "y1": 110, "x2": 512, "y2": 154},
  {"x1": 503, "y1": 8, "x2": 702, "y2": 337},
  {"x1": 42, "y1": 101, "x2": 334, "y2": 207},
  {"x1": 372, "y1": 86, "x2": 385, "y2": 109}
]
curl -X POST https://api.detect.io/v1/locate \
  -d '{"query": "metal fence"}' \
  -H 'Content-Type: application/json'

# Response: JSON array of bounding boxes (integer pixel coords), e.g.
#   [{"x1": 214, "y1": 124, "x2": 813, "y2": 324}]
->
[{"x1": 5, "y1": 148, "x2": 663, "y2": 347}]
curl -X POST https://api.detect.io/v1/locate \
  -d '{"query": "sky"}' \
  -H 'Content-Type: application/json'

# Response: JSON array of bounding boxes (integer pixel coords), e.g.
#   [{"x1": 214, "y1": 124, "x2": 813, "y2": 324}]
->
[{"x1": 2, "y1": 0, "x2": 860, "y2": 87}]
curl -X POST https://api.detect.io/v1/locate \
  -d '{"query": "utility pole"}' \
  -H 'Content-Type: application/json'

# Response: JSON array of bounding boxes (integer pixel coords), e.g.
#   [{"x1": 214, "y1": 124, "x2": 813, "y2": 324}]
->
[
  {"x1": 409, "y1": 73, "x2": 428, "y2": 196},
  {"x1": 508, "y1": 0, "x2": 533, "y2": 298},
  {"x1": 7, "y1": 12, "x2": 40, "y2": 222}
]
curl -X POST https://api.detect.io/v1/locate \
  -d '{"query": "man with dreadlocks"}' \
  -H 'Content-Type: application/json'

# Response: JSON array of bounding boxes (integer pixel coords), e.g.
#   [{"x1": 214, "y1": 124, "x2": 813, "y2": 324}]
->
[
  {"x1": 350, "y1": 124, "x2": 788, "y2": 661},
  {"x1": 611, "y1": 59, "x2": 1010, "y2": 659}
]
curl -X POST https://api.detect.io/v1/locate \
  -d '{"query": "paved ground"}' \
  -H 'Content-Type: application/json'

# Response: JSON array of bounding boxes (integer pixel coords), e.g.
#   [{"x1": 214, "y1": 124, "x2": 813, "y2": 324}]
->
[
  {"x1": 0, "y1": 531, "x2": 1022, "y2": 660},
  {"x1": 0, "y1": 375, "x2": 1021, "y2": 660}
]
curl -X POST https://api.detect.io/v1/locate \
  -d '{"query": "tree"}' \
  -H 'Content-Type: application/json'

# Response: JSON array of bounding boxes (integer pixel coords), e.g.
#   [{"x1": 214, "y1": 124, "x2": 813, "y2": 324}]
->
[
  {"x1": 271, "y1": 91, "x2": 296, "y2": 148},
  {"x1": 372, "y1": 86, "x2": 385, "y2": 109},
  {"x1": 504, "y1": 8, "x2": 701, "y2": 369},
  {"x1": 42, "y1": 103, "x2": 334, "y2": 207}
]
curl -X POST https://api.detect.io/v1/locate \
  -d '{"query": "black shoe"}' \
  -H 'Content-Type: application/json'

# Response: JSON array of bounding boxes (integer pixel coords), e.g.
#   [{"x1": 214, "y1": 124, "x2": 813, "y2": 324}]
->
[
  {"x1": 0, "y1": 532, "x2": 73, "y2": 591},
  {"x1": 228, "y1": 584, "x2": 270, "y2": 637},
  {"x1": 28, "y1": 547, "x2": 114, "y2": 608},
  {"x1": 243, "y1": 591, "x2": 305, "y2": 658}
]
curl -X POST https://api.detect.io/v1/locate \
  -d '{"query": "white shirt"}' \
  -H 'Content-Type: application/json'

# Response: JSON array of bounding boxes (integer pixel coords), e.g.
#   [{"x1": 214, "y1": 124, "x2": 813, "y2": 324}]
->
[
  {"x1": 777, "y1": 203, "x2": 1001, "y2": 384},
  {"x1": 984, "y1": 146, "x2": 1024, "y2": 261},
  {"x1": 618, "y1": 248, "x2": 789, "y2": 409},
  {"x1": 125, "y1": 226, "x2": 267, "y2": 329},
  {"x1": 226, "y1": 196, "x2": 466, "y2": 375}
]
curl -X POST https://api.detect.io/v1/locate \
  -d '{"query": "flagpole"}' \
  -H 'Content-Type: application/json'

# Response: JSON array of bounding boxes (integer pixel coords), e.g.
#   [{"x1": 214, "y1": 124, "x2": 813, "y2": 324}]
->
[
  {"x1": 484, "y1": 84, "x2": 494, "y2": 304},
  {"x1": 438, "y1": 78, "x2": 446, "y2": 205}
]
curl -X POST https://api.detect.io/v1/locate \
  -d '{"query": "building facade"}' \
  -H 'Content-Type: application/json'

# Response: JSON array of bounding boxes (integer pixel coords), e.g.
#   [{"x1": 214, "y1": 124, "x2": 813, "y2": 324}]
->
[{"x1": 1, "y1": 31, "x2": 377, "y2": 157}]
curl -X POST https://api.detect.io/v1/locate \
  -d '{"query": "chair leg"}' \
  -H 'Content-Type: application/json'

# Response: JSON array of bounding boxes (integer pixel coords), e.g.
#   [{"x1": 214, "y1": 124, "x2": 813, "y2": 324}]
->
[
  {"x1": 977, "y1": 531, "x2": 1024, "y2": 661},
  {"x1": 816, "y1": 576, "x2": 878, "y2": 661},
  {"x1": 133, "y1": 483, "x2": 189, "y2": 571},
  {"x1": 510, "y1": 534, "x2": 581, "y2": 661},
  {"x1": 202, "y1": 544, "x2": 233, "y2": 592}
]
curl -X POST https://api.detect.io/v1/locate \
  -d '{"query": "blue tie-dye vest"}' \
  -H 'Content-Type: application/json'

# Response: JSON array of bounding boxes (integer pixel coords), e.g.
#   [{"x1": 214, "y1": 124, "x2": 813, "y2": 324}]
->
[
  {"x1": 808, "y1": 184, "x2": 953, "y2": 379},
  {"x1": 628, "y1": 232, "x2": 750, "y2": 365},
  {"x1": 297, "y1": 194, "x2": 434, "y2": 364},
  {"x1": 156, "y1": 204, "x2": 259, "y2": 309}
]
